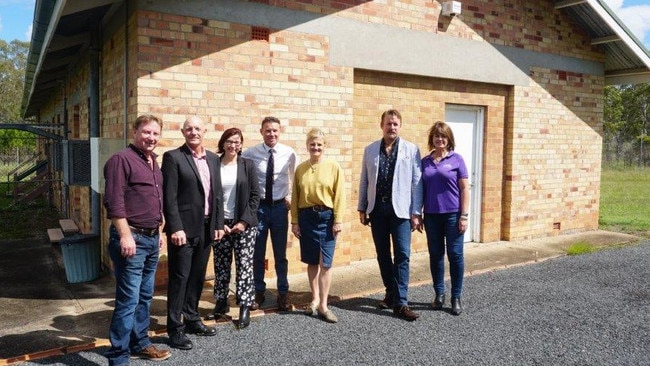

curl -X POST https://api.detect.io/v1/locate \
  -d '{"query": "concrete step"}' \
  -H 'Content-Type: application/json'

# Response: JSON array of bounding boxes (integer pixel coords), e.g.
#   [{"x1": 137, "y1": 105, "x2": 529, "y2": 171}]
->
[
  {"x1": 47, "y1": 228, "x2": 64, "y2": 243},
  {"x1": 59, "y1": 219, "x2": 79, "y2": 235}
]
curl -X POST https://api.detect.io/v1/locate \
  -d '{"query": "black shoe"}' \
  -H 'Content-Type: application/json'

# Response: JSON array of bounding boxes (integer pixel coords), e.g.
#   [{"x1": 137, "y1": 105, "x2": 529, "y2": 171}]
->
[
  {"x1": 250, "y1": 292, "x2": 265, "y2": 310},
  {"x1": 205, "y1": 299, "x2": 229, "y2": 320},
  {"x1": 451, "y1": 297, "x2": 463, "y2": 316},
  {"x1": 432, "y1": 293, "x2": 446, "y2": 310},
  {"x1": 393, "y1": 305, "x2": 419, "y2": 321},
  {"x1": 378, "y1": 292, "x2": 393, "y2": 309},
  {"x1": 238, "y1": 306, "x2": 250, "y2": 329},
  {"x1": 168, "y1": 331, "x2": 193, "y2": 350},
  {"x1": 278, "y1": 293, "x2": 292, "y2": 311},
  {"x1": 185, "y1": 322, "x2": 217, "y2": 336}
]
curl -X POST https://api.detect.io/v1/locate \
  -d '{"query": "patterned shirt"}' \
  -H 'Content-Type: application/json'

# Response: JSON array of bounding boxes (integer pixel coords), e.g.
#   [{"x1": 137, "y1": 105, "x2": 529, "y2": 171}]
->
[{"x1": 375, "y1": 137, "x2": 399, "y2": 201}]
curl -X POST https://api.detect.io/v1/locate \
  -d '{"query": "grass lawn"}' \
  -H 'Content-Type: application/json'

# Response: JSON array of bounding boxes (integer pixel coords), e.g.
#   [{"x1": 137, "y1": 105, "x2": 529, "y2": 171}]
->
[{"x1": 599, "y1": 166, "x2": 650, "y2": 236}]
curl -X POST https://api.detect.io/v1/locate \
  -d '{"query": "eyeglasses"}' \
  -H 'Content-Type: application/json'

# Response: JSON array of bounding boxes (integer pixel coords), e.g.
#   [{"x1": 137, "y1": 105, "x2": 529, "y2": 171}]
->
[{"x1": 224, "y1": 140, "x2": 241, "y2": 146}]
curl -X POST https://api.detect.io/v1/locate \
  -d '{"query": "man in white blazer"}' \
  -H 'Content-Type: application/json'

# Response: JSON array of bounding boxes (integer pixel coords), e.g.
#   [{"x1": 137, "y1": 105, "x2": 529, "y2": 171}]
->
[{"x1": 357, "y1": 109, "x2": 423, "y2": 321}]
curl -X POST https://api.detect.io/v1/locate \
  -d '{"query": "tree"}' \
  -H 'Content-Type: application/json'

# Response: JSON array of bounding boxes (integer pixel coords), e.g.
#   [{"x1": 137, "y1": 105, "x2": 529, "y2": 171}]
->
[
  {"x1": 0, "y1": 40, "x2": 35, "y2": 149},
  {"x1": 603, "y1": 84, "x2": 650, "y2": 166},
  {"x1": 0, "y1": 39, "x2": 29, "y2": 123}
]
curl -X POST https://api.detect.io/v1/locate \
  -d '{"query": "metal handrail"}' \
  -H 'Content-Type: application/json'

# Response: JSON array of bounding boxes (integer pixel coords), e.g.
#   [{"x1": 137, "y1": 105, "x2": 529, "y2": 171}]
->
[{"x1": 6, "y1": 153, "x2": 40, "y2": 182}]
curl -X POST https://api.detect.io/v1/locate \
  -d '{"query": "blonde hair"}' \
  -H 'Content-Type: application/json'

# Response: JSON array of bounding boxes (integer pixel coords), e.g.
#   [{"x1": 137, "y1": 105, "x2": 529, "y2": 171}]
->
[{"x1": 306, "y1": 128, "x2": 326, "y2": 144}]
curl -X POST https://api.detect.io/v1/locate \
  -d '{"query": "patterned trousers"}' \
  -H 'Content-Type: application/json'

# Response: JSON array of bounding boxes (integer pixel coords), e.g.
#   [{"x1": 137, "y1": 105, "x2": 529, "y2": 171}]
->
[{"x1": 212, "y1": 226, "x2": 258, "y2": 307}]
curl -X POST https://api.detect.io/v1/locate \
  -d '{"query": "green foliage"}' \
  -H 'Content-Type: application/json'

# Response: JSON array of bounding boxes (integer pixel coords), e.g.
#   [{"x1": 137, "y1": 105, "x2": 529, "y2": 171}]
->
[
  {"x1": 599, "y1": 166, "x2": 650, "y2": 234},
  {"x1": 0, "y1": 39, "x2": 29, "y2": 123},
  {"x1": 0, "y1": 129, "x2": 36, "y2": 148},
  {"x1": 604, "y1": 84, "x2": 650, "y2": 166}
]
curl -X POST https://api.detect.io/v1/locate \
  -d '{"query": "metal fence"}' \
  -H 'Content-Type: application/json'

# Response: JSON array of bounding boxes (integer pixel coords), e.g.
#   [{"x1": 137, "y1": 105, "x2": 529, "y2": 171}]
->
[{"x1": 0, "y1": 146, "x2": 39, "y2": 183}]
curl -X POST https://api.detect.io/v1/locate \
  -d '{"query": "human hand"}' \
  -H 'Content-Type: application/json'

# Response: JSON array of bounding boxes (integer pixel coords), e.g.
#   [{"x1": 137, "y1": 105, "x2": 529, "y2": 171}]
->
[
  {"x1": 230, "y1": 221, "x2": 247, "y2": 234},
  {"x1": 333, "y1": 223, "x2": 342, "y2": 237},
  {"x1": 291, "y1": 223, "x2": 301, "y2": 238},
  {"x1": 171, "y1": 230, "x2": 187, "y2": 246},
  {"x1": 214, "y1": 229, "x2": 225, "y2": 241},
  {"x1": 120, "y1": 235, "x2": 136, "y2": 258}
]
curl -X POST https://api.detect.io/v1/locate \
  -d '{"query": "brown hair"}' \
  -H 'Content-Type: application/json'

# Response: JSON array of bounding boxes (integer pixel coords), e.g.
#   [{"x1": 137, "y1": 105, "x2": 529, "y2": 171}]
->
[
  {"x1": 217, "y1": 127, "x2": 244, "y2": 155},
  {"x1": 380, "y1": 109, "x2": 402, "y2": 125},
  {"x1": 133, "y1": 114, "x2": 162, "y2": 130},
  {"x1": 261, "y1": 116, "x2": 281, "y2": 126},
  {"x1": 427, "y1": 121, "x2": 456, "y2": 151}
]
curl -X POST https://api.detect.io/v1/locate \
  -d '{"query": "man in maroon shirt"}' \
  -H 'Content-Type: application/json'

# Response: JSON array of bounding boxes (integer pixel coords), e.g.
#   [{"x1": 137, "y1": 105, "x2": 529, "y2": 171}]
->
[{"x1": 103, "y1": 114, "x2": 171, "y2": 365}]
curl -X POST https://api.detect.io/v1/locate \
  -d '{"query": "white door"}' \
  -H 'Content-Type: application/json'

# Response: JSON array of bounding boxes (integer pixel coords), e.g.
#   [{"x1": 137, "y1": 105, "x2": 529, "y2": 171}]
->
[{"x1": 445, "y1": 105, "x2": 484, "y2": 242}]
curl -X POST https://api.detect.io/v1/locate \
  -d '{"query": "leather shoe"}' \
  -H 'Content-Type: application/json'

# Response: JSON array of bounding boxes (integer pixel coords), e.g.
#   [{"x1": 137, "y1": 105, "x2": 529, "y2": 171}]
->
[
  {"x1": 185, "y1": 322, "x2": 217, "y2": 336},
  {"x1": 250, "y1": 292, "x2": 265, "y2": 310},
  {"x1": 277, "y1": 293, "x2": 292, "y2": 311},
  {"x1": 432, "y1": 293, "x2": 445, "y2": 310},
  {"x1": 393, "y1": 305, "x2": 419, "y2": 321},
  {"x1": 378, "y1": 292, "x2": 393, "y2": 309},
  {"x1": 132, "y1": 344, "x2": 172, "y2": 360},
  {"x1": 205, "y1": 299, "x2": 229, "y2": 320},
  {"x1": 238, "y1": 306, "x2": 250, "y2": 329},
  {"x1": 451, "y1": 297, "x2": 463, "y2": 316},
  {"x1": 168, "y1": 331, "x2": 192, "y2": 350}
]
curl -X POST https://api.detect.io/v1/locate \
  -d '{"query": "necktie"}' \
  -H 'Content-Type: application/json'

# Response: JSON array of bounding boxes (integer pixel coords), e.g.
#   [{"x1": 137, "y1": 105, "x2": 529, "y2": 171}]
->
[{"x1": 265, "y1": 149, "x2": 274, "y2": 204}]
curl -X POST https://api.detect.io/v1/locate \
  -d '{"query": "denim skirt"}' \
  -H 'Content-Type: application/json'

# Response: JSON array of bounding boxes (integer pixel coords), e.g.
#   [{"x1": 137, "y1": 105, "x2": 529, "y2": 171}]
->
[{"x1": 298, "y1": 207, "x2": 336, "y2": 268}]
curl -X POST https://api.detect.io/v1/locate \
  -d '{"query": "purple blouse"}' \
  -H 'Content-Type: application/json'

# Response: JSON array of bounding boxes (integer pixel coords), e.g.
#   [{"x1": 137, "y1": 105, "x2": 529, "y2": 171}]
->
[
  {"x1": 421, "y1": 151, "x2": 468, "y2": 214},
  {"x1": 103, "y1": 144, "x2": 163, "y2": 229}
]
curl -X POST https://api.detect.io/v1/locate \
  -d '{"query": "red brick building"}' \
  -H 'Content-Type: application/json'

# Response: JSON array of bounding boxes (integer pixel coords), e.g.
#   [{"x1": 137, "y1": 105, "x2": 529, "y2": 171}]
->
[{"x1": 22, "y1": 0, "x2": 650, "y2": 279}]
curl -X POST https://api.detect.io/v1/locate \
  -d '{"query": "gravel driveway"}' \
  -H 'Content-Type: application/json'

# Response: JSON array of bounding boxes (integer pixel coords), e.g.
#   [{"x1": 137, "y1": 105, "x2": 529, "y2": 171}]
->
[{"x1": 24, "y1": 241, "x2": 649, "y2": 366}]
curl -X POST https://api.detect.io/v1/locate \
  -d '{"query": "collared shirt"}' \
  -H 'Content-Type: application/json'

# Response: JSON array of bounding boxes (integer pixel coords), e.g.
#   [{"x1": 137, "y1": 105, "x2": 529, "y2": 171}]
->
[
  {"x1": 103, "y1": 144, "x2": 163, "y2": 229},
  {"x1": 375, "y1": 137, "x2": 399, "y2": 201},
  {"x1": 242, "y1": 142, "x2": 297, "y2": 201},
  {"x1": 190, "y1": 146, "x2": 212, "y2": 217},
  {"x1": 422, "y1": 151, "x2": 468, "y2": 214}
]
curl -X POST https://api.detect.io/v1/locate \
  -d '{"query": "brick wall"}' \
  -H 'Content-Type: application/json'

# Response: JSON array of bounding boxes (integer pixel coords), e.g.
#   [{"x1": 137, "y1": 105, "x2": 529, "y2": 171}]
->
[{"x1": 503, "y1": 67, "x2": 603, "y2": 239}]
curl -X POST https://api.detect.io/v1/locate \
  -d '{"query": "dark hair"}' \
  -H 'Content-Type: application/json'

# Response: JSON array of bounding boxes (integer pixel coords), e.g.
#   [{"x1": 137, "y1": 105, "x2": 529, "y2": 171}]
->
[
  {"x1": 427, "y1": 121, "x2": 456, "y2": 151},
  {"x1": 133, "y1": 114, "x2": 162, "y2": 130},
  {"x1": 217, "y1": 127, "x2": 244, "y2": 155},
  {"x1": 261, "y1": 116, "x2": 281, "y2": 126},
  {"x1": 380, "y1": 109, "x2": 402, "y2": 125}
]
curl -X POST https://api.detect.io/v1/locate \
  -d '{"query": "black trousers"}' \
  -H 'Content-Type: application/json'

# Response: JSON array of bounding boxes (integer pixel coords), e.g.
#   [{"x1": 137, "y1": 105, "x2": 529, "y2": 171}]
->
[{"x1": 166, "y1": 223, "x2": 211, "y2": 334}]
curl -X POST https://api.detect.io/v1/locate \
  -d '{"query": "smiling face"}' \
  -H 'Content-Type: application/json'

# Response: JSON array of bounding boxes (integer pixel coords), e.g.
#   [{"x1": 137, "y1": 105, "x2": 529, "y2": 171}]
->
[
  {"x1": 307, "y1": 137, "x2": 325, "y2": 161},
  {"x1": 223, "y1": 133, "x2": 242, "y2": 159},
  {"x1": 133, "y1": 120, "x2": 161, "y2": 156},
  {"x1": 260, "y1": 121, "x2": 281, "y2": 148},
  {"x1": 432, "y1": 133, "x2": 449, "y2": 151},
  {"x1": 182, "y1": 117, "x2": 205, "y2": 151}
]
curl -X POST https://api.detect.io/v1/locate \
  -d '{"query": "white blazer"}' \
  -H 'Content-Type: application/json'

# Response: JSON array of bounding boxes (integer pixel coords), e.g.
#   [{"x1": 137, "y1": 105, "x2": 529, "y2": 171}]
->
[{"x1": 357, "y1": 138, "x2": 423, "y2": 219}]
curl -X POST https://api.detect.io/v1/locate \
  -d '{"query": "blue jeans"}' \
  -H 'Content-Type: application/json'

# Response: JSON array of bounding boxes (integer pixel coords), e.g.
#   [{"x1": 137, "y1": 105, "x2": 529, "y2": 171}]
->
[
  {"x1": 369, "y1": 201, "x2": 412, "y2": 307},
  {"x1": 105, "y1": 225, "x2": 159, "y2": 366},
  {"x1": 423, "y1": 213, "x2": 465, "y2": 298},
  {"x1": 254, "y1": 202, "x2": 289, "y2": 294}
]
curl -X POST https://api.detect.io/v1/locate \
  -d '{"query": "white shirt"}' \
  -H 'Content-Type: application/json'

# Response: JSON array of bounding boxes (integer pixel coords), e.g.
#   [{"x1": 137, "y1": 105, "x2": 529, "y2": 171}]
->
[
  {"x1": 242, "y1": 142, "x2": 297, "y2": 201},
  {"x1": 220, "y1": 163, "x2": 238, "y2": 220}
]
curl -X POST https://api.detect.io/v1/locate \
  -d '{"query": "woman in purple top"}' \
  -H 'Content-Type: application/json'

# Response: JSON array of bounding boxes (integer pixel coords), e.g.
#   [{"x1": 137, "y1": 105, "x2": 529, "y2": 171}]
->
[{"x1": 421, "y1": 121, "x2": 469, "y2": 316}]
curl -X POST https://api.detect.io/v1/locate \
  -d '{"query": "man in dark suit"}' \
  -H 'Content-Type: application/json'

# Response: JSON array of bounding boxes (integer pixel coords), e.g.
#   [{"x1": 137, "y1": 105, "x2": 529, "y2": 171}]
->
[{"x1": 162, "y1": 116, "x2": 225, "y2": 350}]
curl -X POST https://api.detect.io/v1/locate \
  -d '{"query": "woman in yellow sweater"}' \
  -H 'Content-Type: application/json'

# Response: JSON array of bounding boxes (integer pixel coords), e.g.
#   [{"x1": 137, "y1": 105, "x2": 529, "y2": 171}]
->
[{"x1": 290, "y1": 128, "x2": 345, "y2": 323}]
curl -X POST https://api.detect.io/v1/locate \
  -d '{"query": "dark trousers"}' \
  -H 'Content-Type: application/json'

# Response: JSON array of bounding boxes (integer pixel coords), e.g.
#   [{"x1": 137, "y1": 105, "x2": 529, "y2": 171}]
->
[{"x1": 166, "y1": 223, "x2": 212, "y2": 334}]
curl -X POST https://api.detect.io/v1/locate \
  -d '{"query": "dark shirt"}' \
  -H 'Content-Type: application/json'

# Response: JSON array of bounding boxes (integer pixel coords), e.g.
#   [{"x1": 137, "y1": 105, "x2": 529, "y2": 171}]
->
[
  {"x1": 375, "y1": 137, "x2": 399, "y2": 200},
  {"x1": 103, "y1": 144, "x2": 163, "y2": 229}
]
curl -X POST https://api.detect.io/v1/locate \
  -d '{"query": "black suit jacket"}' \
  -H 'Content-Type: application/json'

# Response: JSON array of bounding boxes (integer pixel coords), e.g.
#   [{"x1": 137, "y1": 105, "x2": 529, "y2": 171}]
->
[
  {"x1": 220, "y1": 155, "x2": 260, "y2": 228},
  {"x1": 162, "y1": 144, "x2": 224, "y2": 244}
]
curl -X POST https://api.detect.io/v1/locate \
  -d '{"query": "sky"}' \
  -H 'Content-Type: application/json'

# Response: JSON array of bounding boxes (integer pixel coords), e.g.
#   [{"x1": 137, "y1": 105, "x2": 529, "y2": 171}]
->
[{"x1": 0, "y1": 0, "x2": 647, "y2": 48}]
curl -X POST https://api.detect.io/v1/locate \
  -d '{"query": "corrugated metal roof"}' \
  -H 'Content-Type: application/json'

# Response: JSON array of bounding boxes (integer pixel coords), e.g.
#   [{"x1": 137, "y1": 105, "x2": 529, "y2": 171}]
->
[
  {"x1": 555, "y1": 0, "x2": 650, "y2": 84},
  {"x1": 21, "y1": 0, "x2": 650, "y2": 118}
]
